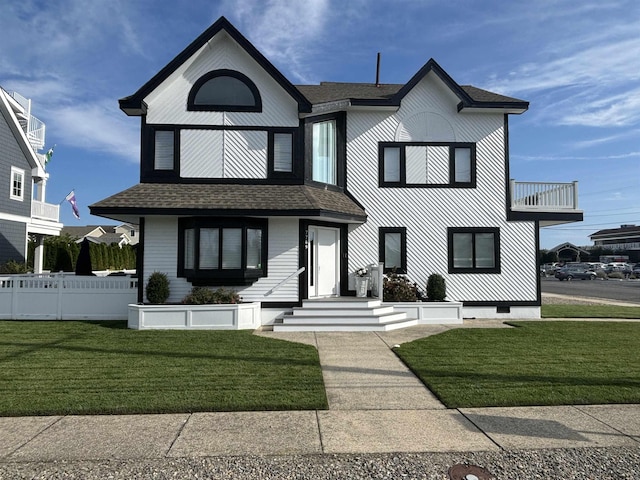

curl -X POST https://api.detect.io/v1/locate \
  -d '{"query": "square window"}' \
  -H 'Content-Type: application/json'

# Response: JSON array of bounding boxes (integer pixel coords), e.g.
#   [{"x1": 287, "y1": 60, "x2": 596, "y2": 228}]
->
[{"x1": 448, "y1": 228, "x2": 500, "y2": 273}]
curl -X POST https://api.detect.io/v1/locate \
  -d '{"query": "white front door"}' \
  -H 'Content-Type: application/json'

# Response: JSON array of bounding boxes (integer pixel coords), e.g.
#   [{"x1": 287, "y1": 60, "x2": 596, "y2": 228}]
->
[{"x1": 308, "y1": 226, "x2": 340, "y2": 298}]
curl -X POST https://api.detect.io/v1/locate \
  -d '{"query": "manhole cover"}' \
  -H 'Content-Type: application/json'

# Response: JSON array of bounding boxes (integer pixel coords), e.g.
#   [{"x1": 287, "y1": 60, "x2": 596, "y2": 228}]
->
[{"x1": 448, "y1": 464, "x2": 493, "y2": 480}]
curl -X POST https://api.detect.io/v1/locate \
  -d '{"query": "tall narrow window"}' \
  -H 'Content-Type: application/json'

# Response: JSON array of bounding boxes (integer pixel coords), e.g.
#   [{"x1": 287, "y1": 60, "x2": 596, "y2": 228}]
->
[
  {"x1": 184, "y1": 228, "x2": 195, "y2": 270},
  {"x1": 246, "y1": 228, "x2": 262, "y2": 269},
  {"x1": 379, "y1": 227, "x2": 407, "y2": 273},
  {"x1": 222, "y1": 229, "x2": 242, "y2": 269},
  {"x1": 448, "y1": 228, "x2": 500, "y2": 273},
  {"x1": 10, "y1": 167, "x2": 24, "y2": 201},
  {"x1": 154, "y1": 131, "x2": 174, "y2": 170},
  {"x1": 312, "y1": 120, "x2": 336, "y2": 184},
  {"x1": 273, "y1": 133, "x2": 293, "y2": 172},
  {"x1": 199, "y1": 228, "x2": 219, "y2": 269},
  {"x1": 453, "y1": 147, "x2": 472, "y2": 184},
  {"x1": 383, "y1": 147, "x2": 401, "y2": 183}
]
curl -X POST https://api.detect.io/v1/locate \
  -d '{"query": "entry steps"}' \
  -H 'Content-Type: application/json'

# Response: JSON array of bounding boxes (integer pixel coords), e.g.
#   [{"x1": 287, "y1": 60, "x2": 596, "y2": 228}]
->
[{"x1": 272, "y1": 298, "x2": 418, "y2": 332}]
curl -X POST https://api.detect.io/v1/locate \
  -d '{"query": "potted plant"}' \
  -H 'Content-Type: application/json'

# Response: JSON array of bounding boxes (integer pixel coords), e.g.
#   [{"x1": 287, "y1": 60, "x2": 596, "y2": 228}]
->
[{"x1": 354, "y1": 267, "x2": 369, "y2": 297}]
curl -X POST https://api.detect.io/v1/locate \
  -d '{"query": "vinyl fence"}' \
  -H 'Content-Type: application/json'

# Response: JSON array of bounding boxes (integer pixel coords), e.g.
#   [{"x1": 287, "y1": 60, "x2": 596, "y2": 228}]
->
[{"x1": 0, "y1": 274, "x2": 138, "y2": 320}]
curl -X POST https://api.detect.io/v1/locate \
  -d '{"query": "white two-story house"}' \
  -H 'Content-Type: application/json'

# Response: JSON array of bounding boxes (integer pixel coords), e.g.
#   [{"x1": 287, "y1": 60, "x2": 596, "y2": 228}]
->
[
  {"x1": 0, "y1": 88, "x2": 62, "y2": 273},
  {"x1": 91, "y1": 17, "x2": 582, "y2": 329}
]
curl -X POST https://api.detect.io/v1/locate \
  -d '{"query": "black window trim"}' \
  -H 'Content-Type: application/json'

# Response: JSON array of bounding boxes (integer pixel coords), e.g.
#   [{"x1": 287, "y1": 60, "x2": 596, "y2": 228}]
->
[
  {"x1": 304, "y1": 111, "x2": 346, "y2": 189},
  {"x1": 378, "y1": 141, "x2": 476, "y2": 188},
  {"x1": 267, "y1": 129, "x2": 299, "y2": 179},
  {"x1": 447, "y1": 227, "x2": 501, "y2": 274},
  {"x1": 379, "y1": 227, "x2": 407, "y2": 274},
  {"x1": 178, "y1": 217, "x2": 268, "y2": 286},
  {"x1": 187, "y1": 69, "x2": 263, "y2": 112}
]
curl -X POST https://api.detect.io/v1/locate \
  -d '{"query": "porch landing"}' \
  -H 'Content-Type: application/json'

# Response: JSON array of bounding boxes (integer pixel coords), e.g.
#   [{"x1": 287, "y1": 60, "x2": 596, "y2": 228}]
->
[{"x1": 273, "y1": 298, "x2": 418, "y2": 332}]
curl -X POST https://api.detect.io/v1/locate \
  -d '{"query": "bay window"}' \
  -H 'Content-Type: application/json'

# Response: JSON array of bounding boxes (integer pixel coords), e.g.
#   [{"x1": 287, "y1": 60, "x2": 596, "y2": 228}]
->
[{"x1": 179, "y1": 218, "x2": 267, "y2": 285}]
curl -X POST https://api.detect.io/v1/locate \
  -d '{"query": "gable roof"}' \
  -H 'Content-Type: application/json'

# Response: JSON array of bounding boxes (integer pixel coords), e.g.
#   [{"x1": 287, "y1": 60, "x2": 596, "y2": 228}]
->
[
  {"x1": 296, "y1": 59, "x2": 528, "y2": 113},
  {"x1": 119, "y1": 16, "x2": 312, "y2": 115},
  {"x1": 90, "y1": 183, "x2": 367, "y2": 223}
]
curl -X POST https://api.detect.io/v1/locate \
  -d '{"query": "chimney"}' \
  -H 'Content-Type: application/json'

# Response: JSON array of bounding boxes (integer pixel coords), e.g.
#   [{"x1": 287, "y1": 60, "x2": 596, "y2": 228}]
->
[{"x1": 375, "y1": 52, "x2": 381, "y2": 87}]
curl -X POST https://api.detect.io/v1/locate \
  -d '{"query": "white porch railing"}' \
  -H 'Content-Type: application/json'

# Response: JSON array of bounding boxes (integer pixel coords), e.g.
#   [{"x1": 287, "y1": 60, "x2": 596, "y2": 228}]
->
[
  {"x1": 369, "y1": 262, "x2": 384, "y2": 299},
  {"x1": 31, "y1": 200, "x2": 60, "y2": 222},
  {"x1": 9, "y1": 91, "x2": 45, "y2": 150},
  {"x1": 511, "y1": 180, "x2": 579, "y2": 211},
  {"x1": 0, "y1": 274, "x2": 138, "y2": 320}
]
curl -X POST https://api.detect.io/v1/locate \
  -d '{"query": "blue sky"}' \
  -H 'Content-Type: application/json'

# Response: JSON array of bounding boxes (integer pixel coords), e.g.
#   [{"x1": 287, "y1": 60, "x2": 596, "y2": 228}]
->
[{"x1": 2, "y1": 0, "x2": 638, "y2": 249}]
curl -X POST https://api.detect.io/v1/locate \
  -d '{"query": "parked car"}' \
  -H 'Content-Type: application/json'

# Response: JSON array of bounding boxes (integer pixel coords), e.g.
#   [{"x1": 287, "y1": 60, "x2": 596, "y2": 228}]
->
[
  {"x1": 604, "y1": 263, "x2": 632, "y2": 276},
  {"x1": 555, "y1": 267, "x2": 597, "y2": 281}
]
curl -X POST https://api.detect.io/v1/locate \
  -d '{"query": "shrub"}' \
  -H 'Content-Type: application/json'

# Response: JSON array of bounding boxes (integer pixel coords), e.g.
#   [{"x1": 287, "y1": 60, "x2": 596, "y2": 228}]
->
[
  {"x1": 383, "y1": 271, "x2": 418, "y2": 302},
  {"x1": 0, "y1": 260, "x2": 30, "y2": 274},
  {"x1": 146, "y1": 272, "x2": 170, "y2": 304},
  {"x1": 182, "y1": 287, "x2": 241, "y2": 305},
  {"x1": 607, "y1": 272, "x2": 625, "y2": 280},
  {"x1": 596, "y1": 270, "x2": 607, "y2": 279},
  {"x1": 426, "y1": 273, "x2": 446, "y2": 302}
]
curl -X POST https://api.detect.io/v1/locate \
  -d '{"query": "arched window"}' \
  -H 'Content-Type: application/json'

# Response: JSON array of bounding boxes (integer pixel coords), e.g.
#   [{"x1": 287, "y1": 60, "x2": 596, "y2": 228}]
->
[{"x1": 187, "y1": 69, "x2": 262, "y2": 112}]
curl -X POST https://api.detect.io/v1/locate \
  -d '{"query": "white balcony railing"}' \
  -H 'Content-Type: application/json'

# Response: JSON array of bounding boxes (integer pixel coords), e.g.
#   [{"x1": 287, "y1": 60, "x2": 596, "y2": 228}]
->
[
  {"x1": 8, "y1": 91, "x2": 46, "y2": 150},
  {"x1": 511, "y1": 180, "x2": 579, "y2": 211},
  {"x1": 31, "y1": 200, "x2": 60, "y2": 222}
]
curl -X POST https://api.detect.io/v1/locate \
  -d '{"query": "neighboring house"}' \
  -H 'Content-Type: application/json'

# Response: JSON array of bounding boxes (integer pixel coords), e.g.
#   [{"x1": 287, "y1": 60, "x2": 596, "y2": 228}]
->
[
  {"x1": 0, "y1": 88, "x2": 62, "y2": 272},
  {"x1": 62, "y1": 224, "x2": 136, "y2": 248},
  {"x1": 91, "y1": 17, "x2": 582, "y2": 326},
  {"x1": 589, "y1": 224, "x2": 640, "y2": 262}
]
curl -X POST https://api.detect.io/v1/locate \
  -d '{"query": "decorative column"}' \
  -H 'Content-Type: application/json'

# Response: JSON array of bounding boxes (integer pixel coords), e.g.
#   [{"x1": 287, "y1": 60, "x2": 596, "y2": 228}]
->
[{"x1": 32, "y1": 234, "x2": 45, "y2": 274}]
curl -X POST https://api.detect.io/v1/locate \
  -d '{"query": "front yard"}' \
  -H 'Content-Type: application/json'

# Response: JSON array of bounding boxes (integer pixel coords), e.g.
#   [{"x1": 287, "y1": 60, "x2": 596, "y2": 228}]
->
[
  {"x1": 394, "y1": 321, "x2": 640, "y2": 408},
  {"x1": 0, "y1": 321, "x2": 327, "y2": 416}
]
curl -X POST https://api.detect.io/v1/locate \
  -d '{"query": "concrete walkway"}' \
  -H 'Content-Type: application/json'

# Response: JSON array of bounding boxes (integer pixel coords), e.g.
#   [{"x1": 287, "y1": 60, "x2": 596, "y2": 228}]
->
[{"x1": 1, "y1": 323, "x2": 639, "y2": 462}]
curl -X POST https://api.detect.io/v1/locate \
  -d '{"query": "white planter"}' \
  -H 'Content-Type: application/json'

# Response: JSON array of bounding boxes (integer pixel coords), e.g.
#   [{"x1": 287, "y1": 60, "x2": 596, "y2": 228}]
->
[
  {"x1": 355, "y1": 277, "x2": 369, "y2": 297},
  {"x1": 389, "y1": 301, "x2": 463, "y2": 324},
  {"x1": 128, "y1": 302, "x2": 261, "y2": 330}
]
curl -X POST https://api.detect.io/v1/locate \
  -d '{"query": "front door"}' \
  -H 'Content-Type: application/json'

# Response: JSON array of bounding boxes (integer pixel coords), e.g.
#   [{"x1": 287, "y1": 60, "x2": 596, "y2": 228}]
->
[{"x1": 308, "y1": 226, "x2": 340, "y2": 298}]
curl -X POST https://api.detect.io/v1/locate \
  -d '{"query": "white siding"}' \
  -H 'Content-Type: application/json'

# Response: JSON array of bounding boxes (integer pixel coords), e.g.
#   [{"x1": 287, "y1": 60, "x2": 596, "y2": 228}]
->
[
  {"x1": 144, "y1": 32, "x2": 299, "y2": 127},
  {"x1": 345, "y1": 72, "x2": 538, "y2": 303},
  {"x1": 224, "y1": 130, "x2": 267, "y2": 179},
  {"x1": 143, "y1": 217, "x2": 299, "y2": 304},
  {"x1": 180, "y1": 130, "x2": 223, "y2": 178}
]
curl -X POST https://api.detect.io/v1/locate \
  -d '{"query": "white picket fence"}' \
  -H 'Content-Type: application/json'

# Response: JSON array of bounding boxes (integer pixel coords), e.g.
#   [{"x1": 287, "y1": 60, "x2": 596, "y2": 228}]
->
[{"x1": 0, "y1": 274, "x2": 138, "y2": 321}]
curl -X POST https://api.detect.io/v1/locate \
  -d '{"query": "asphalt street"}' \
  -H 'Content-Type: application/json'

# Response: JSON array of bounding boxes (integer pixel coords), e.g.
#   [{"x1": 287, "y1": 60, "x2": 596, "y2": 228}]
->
[{"x1": 541, "y1": 276, "x2": 640, "y2": 304}]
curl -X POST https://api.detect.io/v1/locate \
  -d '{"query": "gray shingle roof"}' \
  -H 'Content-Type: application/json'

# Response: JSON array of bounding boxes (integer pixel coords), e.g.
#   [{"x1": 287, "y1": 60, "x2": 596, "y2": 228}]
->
[
  {"x1": 295, "y1": 82, "x2": 526, "y2": 106},
  {"x1": 90, "y1": 183, "x2": 367, "y2": 221}
]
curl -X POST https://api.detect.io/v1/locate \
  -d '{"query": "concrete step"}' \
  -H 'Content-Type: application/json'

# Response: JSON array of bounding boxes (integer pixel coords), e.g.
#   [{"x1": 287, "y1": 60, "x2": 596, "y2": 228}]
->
[
  {"x1": 282, "y1": 311, "x2": 408, "y2": 325},
  {"x1": 301, "y1": 298, "x2": 382, "y2": 309},
  {"x1": 291, "y1": 305, "x2": 395, "y2": 317},
  {"x1": 272, "y1": 317, "x2": 419, "y2": 332}
]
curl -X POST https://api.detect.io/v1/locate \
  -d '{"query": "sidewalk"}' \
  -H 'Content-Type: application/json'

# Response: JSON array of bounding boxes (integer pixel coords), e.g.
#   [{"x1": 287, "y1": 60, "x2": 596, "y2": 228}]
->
[{"x1": 1, "y1": 324, "x2": 638, "y2": 462}]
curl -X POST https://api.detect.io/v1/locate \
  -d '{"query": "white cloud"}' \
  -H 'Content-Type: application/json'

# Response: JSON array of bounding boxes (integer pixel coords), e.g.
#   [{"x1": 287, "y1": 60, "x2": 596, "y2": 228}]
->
[{"x1": 221, "y1": 0, "x2": 331, "y2": 83}]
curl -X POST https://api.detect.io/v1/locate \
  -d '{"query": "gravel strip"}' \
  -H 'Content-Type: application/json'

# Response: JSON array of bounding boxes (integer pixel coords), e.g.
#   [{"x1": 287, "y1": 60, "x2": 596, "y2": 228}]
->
[{"x1": 1, "y1": 447, "x2": 639, "y2": 480}]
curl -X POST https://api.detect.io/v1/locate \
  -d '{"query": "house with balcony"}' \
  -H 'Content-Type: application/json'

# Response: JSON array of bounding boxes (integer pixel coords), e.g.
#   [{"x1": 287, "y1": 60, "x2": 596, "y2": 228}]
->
[
  {"x1": 589, "y1": 225, "x2": 640, "y2": 262},
  {"x1": 90, "y1": 17, "x2": 582, "y2": 329},
  {"x1": 0, "y1": 88, "x2": 62, "y2": 272}
]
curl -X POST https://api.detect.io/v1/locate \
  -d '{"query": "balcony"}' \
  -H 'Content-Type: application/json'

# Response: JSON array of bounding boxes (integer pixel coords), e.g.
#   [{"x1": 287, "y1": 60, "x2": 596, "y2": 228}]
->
[
  {"x1": 509, "y1": 180, "x2": 583, "y2": 226},
  {"x1": 31, "y1": 200, "x2": 60, "y2": 222},
  {"x1": 8, "y1": 91, "x2": 46, "y2": 151}
]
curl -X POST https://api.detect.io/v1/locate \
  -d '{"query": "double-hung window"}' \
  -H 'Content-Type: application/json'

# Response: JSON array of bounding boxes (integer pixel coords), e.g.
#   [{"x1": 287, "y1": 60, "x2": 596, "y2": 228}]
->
[
  {"x1": 379, "y1": 142, "x2": 475, "y2": 187},
  {"x1": 448, "y1": 227, "x2": 500, "y2": 273},
  {"x1": 10, "y1": 167, "x2": 24, "y2": 201},
  {"x1": 379, "y1": 227, "x2": 407, "y2": 273},
  {"x1": 179, "y1": 218, "x2": 267, "y2": 285}
]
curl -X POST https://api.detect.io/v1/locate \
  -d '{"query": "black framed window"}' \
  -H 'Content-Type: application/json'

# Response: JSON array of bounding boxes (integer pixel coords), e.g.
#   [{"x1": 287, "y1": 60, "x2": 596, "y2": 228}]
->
[
  {"x1": 305, "y1": 112, "x2": 346, "y2": 188},
  {"x1": 448, "y1": 227, "x2": 500, "y2": 273},
  {"x1": 178, "y1": 218, "x2": 267, "y2": 285},
  {"x1": 379, "y1": 227, "x2": 407, "y2": 273},
  {"x1": 187, "y1": 69, "x2": 262, "y2": 112},
  {"x1": 379, "y1": 142, "x2": 476, "y2": 187}
]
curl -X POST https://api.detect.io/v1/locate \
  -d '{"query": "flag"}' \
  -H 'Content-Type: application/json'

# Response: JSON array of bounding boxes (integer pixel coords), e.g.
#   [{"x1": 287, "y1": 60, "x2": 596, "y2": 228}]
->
[
  {"x1": 65, "y1": 190, "x2": 80, "y2": 219},
  {"x1": 44, "y1": 145, "x2": 55, "y2": 164}
]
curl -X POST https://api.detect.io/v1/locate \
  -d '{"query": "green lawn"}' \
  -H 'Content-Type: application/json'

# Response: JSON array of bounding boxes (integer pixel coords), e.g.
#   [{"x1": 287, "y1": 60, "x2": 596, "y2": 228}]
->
[
  {"x1": 394, "y1": 321, "x2": 640, "y2": 408},
  {"x1": 0, "y1": 321, "x2": 327, "y2": 416},
  {"x1": 542, "y1": 304, "x2": 640, "y2": 319}
]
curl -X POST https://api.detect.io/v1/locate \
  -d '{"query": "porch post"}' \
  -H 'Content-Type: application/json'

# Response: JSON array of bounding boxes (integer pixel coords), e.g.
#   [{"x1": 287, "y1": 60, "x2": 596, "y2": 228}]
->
[{"x1": 33, "y1": 234, "x2": 45, "y2": 274}]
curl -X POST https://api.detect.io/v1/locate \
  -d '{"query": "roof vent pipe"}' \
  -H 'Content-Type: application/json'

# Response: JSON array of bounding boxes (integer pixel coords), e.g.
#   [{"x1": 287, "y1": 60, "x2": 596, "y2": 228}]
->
[{"x1": 375, "y1": 52, "x2": 381, "y2": 87}]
